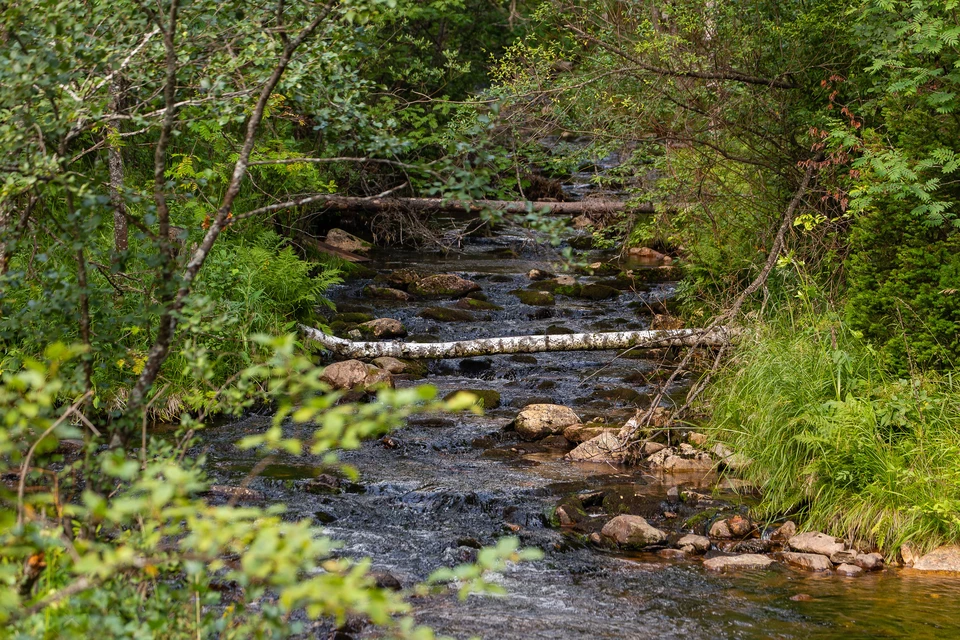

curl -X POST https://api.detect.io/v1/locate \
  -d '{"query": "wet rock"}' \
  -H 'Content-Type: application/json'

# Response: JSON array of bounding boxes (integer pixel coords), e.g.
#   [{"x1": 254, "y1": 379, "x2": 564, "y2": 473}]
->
[
  {"x1": 514, "y1": 404, "x2": 581, "y2": 441},
  {"x1": 600, "y1": 515, "x2": 667, "y2": 549},
  {"x1": 577, "y1": 283, "x2": 620, "y2": 300},
  {"x1": 900, "y1": 542, "x2": 921, "y2": 567},
  {"x1": 362, "y1": 285, "x2": 413, "y2": 301},
  {"x1": 642, "y1": 441, "x2": 667, "y2": 456},
  {"x1": 325, "y1": 228, "x2": 372, "y2": 254},
  {"x1": 726, "y1": 515, "x2": 755, "y2": 538},
  {"x1": 854, "y1": 552, "x2": 884, "y2": 572},
  {"x1": 562, "y1": 424, "x2": 612, "y2": 444},
  {"x1": 836, "y1": 563, "x2": 864, "y2": 577},
  {"x1": 379, "y1": 268, "x2": 421, "y2": 289},
  {"x1": 571, "y1": 215, "x2": 593, "y2": 229},
  {"x1": 565, "y1": 431, "x2": 627, "y2": 463},
  {"x1": 659, "y1": 549, "x2": 688, "y2": 560},
  {"x1": 709, "y1": 519, "x2": 732, "y2": 538},
  {"x1": 913, "y1": 545, "x2": 960, "y2": 573},
  {"x1": 787, "y1": 532, "x2": 845, "y2": 557},
  {"x1": 371, "y1": 571, "x2": 402, "y2": 590},
  {"x1": 207, "y1": 485, "x2": 264, "y2": 502},
  {"x1": 371, "y1": 356, "x2": 407, "y2": 374},
  {"x1": 592, "y1": 387, "x2": 643, "y2": 403},
  {"x1": 418, "y1": 306, "x2": 475, "y2": 322},
  {"x1": 628, "y1": 246, "x2": 667, "y2": 260},
  {"x1": 771, "y1": 520, "x2": 797, "y2": 541},
  {"x1": 527, "y1": 268, "x2": 555, "y2": 280},
  {"x1": 511, "y1": 289, "x2": 555, "y2": 306},
  {"x1": 333, "y1": 311, "x2": 375, "y2": 324},
  {"x1": 650, "y1": 314, "x2": 684, "y2": 330},
  {"x1": 410, "y1": 274, "x2": 481, "y2": 299},
  {"x1": 732, "y1": 539, "x2": 774, "y2": 554},
  {"x1": 781, "y1": 552, "x2": 834, "y2": 572},
  {"x1": 703, "y1": 554, "x2": 774, "y2": 572},
  {"x1": 320, "y1": 360, "x2": 393, "y2": 391},
  {"x1": 677, "y1": 534, "x2": 711, "y2": 554},
  {"x1": 509, "y1": 354, "x2": 538, "y2": 364},
  {"x1": 647, "y1": 446, "x2": 715, "y2": 472},
  {"x1": 454, "y1": 297, "x2": 503, "y2": 311},
  {"x1": 830, "y1": 550, "x2": 858, "y2": 565},
  {"x1": 444, "y1": 389, "x2": 501, "y2": 409},
  {"x1": 358, "y1": 318, "x2": 406, "y2": 338},
  {"x1": 458, "y1": 358, "x2": 492, "y2": 374},
  {"x1": 546, "y1": 324, "x2": 575, "y2": 335},
  {"x1": 790, "y1": 593, "x2": 814, "y2": 602}
]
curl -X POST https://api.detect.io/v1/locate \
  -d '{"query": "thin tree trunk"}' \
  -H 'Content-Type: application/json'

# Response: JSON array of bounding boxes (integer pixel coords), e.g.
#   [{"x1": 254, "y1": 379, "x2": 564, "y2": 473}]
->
[
  {"x1": 310, "y1": 196, "x2": 652, "y2": 216},
  {"x1": 108, "y1": 77, "x2": 128, "y2": 254},
  {"x1": 300, "y1": 324, "x2": 735, "y2": 359}
]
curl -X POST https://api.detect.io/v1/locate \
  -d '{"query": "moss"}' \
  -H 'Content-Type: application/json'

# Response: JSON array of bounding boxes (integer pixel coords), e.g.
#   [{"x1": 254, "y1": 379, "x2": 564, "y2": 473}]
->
[
  {"x1": 418, "y1": 306, "x2": 475, "y2": 322},
  {"x1": 444, "y1": 388, "x2": 501, "y2": 409},
  {"x1": 554, "y1": 284, "x2": 582, "y2": 297},
  {"x1": 455, "y1": 297, "x2": 503, "y2": 311},
  {"x1": 329, "y1": 320, "x2": 359, "y2": 336},
  {"x1": 577, "y1": 284, "x2": 620, "y2": 300},
  {"x1": 343, "y1": 263, "x2": 378, "y2": 279},
  {"x1": 510, "y1": 289, "x2": 555, "y2": 306},
  {"x1": 332, "y1": 312, "x2": 374, "y2": 324}
]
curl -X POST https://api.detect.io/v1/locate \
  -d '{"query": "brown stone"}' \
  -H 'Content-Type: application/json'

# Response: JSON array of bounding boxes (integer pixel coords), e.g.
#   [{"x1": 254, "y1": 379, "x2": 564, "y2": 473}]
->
[
  {"x1": 515, "y1": 404, "x2": 581, "y2": 441},
  {"x1": 703, "y1": 554, "x2": 774, "y2": 571},
  {"x1": 658, "y1": 548, "x2": 688, "y2": 560},
  {"x1": 771, "y1": 520, "x2": 797, "y2": 541},
  {"x1": 727, "y1": 515, "x2": 755, "y2": 538},
  {"x1": 325, "y1": 228, "x2": 371, "y2": 254},
  {"x1": 562, "y1": 424, "x2": 611, "y2": 444},
  {"x1": 363, "y1": 285, "x2": 413, "y2": 301},
  {"x1": 371, "y1": 356, "x2": 407, "y2": 374},
  {"x1": 787, "y1": 532, "x2": 845, "y2": 557},
  {"x1": 830, "y1": 550, "x2": 858, "y2": 565},
  {"x1": 359, "y1": 318, "x2": 406, "y2": 338},
  {"x1": 687, "y1": 432, "x2": 708, "y2": 447},
  {"x1": 781, "y1": 552, "x2": 834, "y2": 572},
  {"x1": 709, "y1": 519, "x2": 732, "y2": 538},
  {"x1": 854, "y1": 552, "x2": 884, "y2": 572},
  {"x1": 900, "y1": 542, "x2": 921, "y2": 567},
  {"x1": 677, "y1": 534, "x2": 711, "y2": 554},
  {"x1": 650, "y1": 314, "x2": 684, "y2": 330},
  {"x1": 913, "y1": 545, "x2": 960, "y2": 573},
  {"x1": 321, "y1": 360, "x2": 394, "y2": 391},
  {"x1": 565, "y1": 432, "x2": 627, "y2": 463},
  {"x1": 836, "y1": 563, "x2": 864, "y2": 577},
  {"x1": 409, "y1": 274, "x2": 481, "y2": 299},
  {"x1": 600, "y1": 515, "x2": 667, "y2": 549}
]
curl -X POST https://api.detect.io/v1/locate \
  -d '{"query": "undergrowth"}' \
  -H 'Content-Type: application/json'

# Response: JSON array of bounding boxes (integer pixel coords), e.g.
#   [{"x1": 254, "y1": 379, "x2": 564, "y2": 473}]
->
[{"x1": 706, "y1": 316, "x2": 960, "y2": 557}]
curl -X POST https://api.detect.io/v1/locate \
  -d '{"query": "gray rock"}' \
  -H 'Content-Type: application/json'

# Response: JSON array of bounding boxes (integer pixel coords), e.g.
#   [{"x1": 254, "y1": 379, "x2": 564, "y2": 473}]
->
[
  {"x1": 836, "y1": 563, "x2": 864, "y2": 577},
  {"x1": 677, "y1": 534, "x2": 711, "y2": 554},
  {"x1": 703, "y1": 554, "x2": 775, "y2": 571},
  {"x1": 787, "y1": 532, "x2": 845, "y2": 557},
  {"x1": 601, "y1": 515, "x2": 667, "y2": 549},
  {"x1": 913, "y1": 545, "x2": 960, "y2": 573},
  {"x1": 781, "y1": 552, "x2": 834, "y2": 572},
  {"x1": 709, "y1": 519, "x2": 732, "y2": 538},
  {"x1": 515, "y1": 404, "x2": 581, "y2": 441}
]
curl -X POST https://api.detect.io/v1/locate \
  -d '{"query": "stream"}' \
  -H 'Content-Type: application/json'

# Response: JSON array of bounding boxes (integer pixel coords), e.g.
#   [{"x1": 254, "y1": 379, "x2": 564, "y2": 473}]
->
[{"x1": 201, "y1": 225, "x2": 960, "y2": 639}]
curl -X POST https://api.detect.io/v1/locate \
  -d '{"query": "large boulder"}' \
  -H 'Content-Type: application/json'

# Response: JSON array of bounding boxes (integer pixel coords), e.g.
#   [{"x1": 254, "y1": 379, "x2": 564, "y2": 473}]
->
[
  {"x1": 325, "y1": 228, "x2": 372, "y2": 254},
  {"x1": 358, "y1": 318, "x2": 406, "y2": 338},
  {"x1": 514, "y1": 404, "x2": 581, "y2": 441},
  {"x1": 409, "y1": 274, "x2": 481, "y2": 299},
  {"x1": 781, "y1": 552, "x2": 834, "y2": 572},
  {"x1": 600, "y1": 515, "x2": 667, "y2": 549},
  {"x1": 913, "y1": 546, "x2": 960, "y2": 573},
  {"x1": 565, "y1": 431, "x2": 626, "y2": 463},
  {"x1": 787, "y1": 532, "x2": 845, "y2": 557},
  {"x1": 320, "y1": 360, "x2": 393, "y2": 391},
  {"x1": 703, "y1": 554, "x2": 774, "y2": 572}
]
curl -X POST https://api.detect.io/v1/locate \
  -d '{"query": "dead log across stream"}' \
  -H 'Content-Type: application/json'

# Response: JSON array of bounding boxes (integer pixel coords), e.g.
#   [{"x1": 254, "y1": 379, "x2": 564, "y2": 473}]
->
[
  {"x1": 314, "y1": 196, "x2": 655, "y2": 216},
  {"x1": 300, "y1": 325, "x2": 735, "y2": 360}
]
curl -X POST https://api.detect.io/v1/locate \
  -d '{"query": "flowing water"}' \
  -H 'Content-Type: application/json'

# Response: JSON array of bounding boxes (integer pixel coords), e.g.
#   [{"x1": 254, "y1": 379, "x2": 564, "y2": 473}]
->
[{"x1": 201, "y1": 226, "x2": 960, "y2": 639}]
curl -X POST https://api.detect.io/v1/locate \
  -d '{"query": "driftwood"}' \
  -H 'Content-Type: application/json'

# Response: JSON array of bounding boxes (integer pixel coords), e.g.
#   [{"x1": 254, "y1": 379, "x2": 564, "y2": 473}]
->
[
  {"x1": 300, "y1": 325, "x2": 734, "y2": 360},
  {"x1": 313, "y1": 196, "x2": 654, "y2": 216}
]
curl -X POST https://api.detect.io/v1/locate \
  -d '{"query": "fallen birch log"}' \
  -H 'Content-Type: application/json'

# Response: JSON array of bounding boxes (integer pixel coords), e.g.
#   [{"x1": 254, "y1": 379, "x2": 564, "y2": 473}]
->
[
  {"x1": 314, "y1": 196, "x2": 655, "y2": 216},
  {"x1": 300, "y1": 325, "x2": 735, "y2": 360}
]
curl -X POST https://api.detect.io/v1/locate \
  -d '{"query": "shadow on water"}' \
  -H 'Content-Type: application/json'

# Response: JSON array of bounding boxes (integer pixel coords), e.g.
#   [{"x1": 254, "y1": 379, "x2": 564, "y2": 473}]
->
[{"x1": 199, "y1": 229, "x2": 960, "y2": 639}]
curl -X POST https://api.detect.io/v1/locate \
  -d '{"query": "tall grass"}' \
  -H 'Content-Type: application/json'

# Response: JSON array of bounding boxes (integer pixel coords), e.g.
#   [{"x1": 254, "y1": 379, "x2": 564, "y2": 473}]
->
[{"x1": 706, "y1": 317, "x2": 960, "y2": 556}]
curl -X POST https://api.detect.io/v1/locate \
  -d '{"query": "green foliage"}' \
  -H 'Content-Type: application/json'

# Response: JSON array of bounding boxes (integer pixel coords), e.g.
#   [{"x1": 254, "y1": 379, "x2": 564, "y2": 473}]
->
[
  {"x1": 0, "y1": 340, "x2": 535, "y2": 637},
  {"x1": 706, "y1": 317, "x2": 960, "y2": 556}
]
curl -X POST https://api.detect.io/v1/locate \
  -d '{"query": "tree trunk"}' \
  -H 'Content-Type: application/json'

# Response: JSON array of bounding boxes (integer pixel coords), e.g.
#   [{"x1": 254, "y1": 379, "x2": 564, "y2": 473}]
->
[
  {"x1": 300, "y1": 324, "x2": 735, "y2": 360},
  {"x1": 313, "y1": 196, "x2": 654, "y2": 216}
]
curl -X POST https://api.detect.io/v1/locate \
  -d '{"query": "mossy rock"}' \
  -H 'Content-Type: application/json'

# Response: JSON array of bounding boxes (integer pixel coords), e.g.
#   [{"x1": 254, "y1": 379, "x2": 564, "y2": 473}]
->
[
  {"x1": 554, "y1": 284, "x2": 582, "y2": 297},
  {"x1": 342, "y1": 263, "x2": 378, "y2": 279},
  {"x1": 418, "y1": 306, "x2": 475, "y2": 322},
  {"x1": 363, "y1": 285, "x2": 413, "y2": 301},
  {"x1": 455, "y1": 297, "x2": 503, "y2": 311},
  {"x1": 575, "y1": 262, "x2": 620, "y2": 277},
  {"x1": 376, "y1": 267, "x2": 422, "y2": 290},
  {"x1": 444, "y1": 388, "x2": 501, "y2": 409},
  {"x1": 629, "y1": 266, "x2": 682, "y2": 283},
  {"x1": 567, "y1": 234, "x2": 595, "y2": 250},
  {"x1": 409, "y1": 274, "x2": 481, "y2": 299},
  {"x1": 510, "y1": 290, "x2": 555, "y2": 306},
  {"x1": 332, "y1": 312, "x2": 375, "y2": 324},
  {"x1": 398, "y1": 358, "x2": 428, "y2": 378},
  {"x1": 577, "y1": 284, "x2": 620, "y2": 300},
  {"x1": 488, "y1": 274, "x2": 515, "y2": 283},
  {"x1": 546, "y1": 324, "x2": 575, "y2": 335},
  {"x1": 509, "y1": 354, "x2": 538, "y2": 364},
  {"x1": 465, "y1": 291, "x2": 489, "y2": 301},
  {"x1": 328, "y1": 320, "x2": 359, "y2": 336}
]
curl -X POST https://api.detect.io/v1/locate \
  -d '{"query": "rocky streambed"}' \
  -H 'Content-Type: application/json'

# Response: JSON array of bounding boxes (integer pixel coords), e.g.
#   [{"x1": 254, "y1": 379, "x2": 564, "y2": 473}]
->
[{"x1": 201, "y1": 226, "x2": 960, "y2": 639}]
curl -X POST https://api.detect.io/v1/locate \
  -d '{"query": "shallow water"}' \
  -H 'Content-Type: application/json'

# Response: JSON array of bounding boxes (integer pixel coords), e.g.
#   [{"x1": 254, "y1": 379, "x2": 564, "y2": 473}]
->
[{"x1": 201, "y1": 228, "x2": 960, "y2": 639}]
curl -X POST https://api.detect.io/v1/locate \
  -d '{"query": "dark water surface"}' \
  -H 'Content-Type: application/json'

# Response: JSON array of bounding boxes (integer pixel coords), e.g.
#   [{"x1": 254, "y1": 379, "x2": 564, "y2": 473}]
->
[{"x1": 202, "y1": 229, "x2": 960, "y2": 639}]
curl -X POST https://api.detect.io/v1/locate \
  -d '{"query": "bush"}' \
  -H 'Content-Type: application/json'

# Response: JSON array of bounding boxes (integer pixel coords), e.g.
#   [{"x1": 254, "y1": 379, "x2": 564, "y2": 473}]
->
[{"x1": 706, "y1": 316, "x2": 960, "y2": 556}]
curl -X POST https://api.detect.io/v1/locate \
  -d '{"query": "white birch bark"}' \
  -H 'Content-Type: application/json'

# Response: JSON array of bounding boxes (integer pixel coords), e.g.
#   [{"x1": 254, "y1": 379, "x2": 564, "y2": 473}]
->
[{"x1": 300, "y1": 324, "x2": 735, "y2": 359}]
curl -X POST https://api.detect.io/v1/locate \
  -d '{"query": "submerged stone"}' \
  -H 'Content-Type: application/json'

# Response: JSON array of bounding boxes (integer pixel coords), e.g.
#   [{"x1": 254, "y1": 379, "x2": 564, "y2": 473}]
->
[
  {"x1": 418, "y1": 306, "x2": 475, "y2": 322},
  {"x1": 455, "y1": 297, "x2": 503, "y2": 311},
  {"x1": 363, "y1": 285, "x2": 413, "y2": 301},
  {"x1": 510, "y1": 289, "x2": 555, "y2": 306},
  {"x1": 703, "y1": 554, "x2": 775, "y2": 572},
  {"x1": 577, "y1": 283, "x2": 620, "y2": 300}
]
